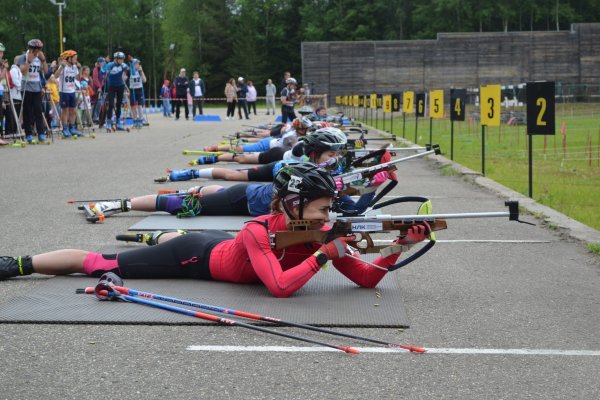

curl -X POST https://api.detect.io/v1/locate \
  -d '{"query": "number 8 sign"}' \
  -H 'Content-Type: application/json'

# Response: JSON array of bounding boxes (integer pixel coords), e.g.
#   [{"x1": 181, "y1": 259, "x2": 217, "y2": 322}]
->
[{"x1": 526, "y1": 81, "x2": 555, "y2": 135}]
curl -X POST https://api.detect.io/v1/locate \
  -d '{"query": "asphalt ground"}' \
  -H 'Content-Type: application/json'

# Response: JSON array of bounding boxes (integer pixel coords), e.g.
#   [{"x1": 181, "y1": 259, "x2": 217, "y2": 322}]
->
[{"x1": 1, "y1": 108, "x2": 599, "y2": 399}]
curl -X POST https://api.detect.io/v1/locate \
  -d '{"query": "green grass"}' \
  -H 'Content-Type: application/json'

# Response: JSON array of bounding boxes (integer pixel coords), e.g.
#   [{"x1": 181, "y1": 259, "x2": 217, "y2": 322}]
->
[
  {"x1": 588, "y1": 243, "x2": 600, "y2": 257},
  {"x1": 354, "y1": 103, "x2": 600, "y2": 230}
]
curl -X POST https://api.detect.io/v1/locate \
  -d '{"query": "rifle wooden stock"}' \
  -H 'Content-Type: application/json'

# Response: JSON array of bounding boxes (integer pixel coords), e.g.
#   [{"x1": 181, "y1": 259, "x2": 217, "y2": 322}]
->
[{"x1": 273, "y1": 219, "x2": 447, "y2": 251}]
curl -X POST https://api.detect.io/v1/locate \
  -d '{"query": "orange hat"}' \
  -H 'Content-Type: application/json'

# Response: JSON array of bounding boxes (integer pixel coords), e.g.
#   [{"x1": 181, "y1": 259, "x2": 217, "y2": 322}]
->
[{"x1": 60, "y1": 50, "x2": 77, "y2": 59}]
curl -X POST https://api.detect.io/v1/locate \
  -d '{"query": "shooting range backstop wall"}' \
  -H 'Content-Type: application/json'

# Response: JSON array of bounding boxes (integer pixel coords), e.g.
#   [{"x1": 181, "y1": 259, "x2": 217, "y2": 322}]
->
[{"x1": 301, "y1": 23, "x2": 600, "y2": 102}]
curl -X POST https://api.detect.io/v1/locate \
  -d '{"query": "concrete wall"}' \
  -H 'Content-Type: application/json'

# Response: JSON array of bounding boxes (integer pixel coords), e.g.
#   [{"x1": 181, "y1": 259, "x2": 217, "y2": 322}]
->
[{"x1": 302, "y1": 23, "x2": 600, "y2": 101}]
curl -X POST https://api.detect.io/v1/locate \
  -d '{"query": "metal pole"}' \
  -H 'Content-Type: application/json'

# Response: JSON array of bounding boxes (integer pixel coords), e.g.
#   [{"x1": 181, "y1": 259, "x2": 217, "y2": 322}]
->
[
  {"x1": 414, "y1": 115, "x2": 419, "y2": 144},
  {"x1": 482, "y1": 125, "x2": 486, "y2": 176},
  {"x1": 528, "y1": 133, "x2": 533, "y2": 197},
  {"x1": 450, "y1": 120, "x2": 454, "y2": 160},
  {"x1": 58, "y1": 4, "x2": 64, "y2": 54},
  {"x1": 429, "y1": 117, "x2": 433, "y2": 145},
  {"x1": 402, "y1": 112, "x2": 406, "y2": 138}
]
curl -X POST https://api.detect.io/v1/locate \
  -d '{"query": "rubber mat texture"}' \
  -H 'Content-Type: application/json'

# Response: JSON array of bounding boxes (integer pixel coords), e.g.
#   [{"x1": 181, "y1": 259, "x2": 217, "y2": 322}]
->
[{"x1": 0, "y1": 271, "x2": 408, "y2": 327}]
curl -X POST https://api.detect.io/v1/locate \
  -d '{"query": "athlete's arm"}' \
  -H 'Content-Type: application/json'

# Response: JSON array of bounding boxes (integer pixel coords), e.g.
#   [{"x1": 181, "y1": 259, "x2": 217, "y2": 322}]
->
[{"x1": 239, "y1": 223, "x2": 321, "y2": 298}]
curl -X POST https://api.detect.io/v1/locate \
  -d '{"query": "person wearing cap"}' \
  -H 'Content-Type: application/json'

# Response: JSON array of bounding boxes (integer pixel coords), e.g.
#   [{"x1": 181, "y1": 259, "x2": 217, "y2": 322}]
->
[
  {"x1": 102, "y1": 51, "x2": 130, "y2": 131},
  {"x1": 54, "y1": 50, "x2": 81, "y2": 137},
  {"x1": 173, "y1": 68, "x2": 189, "y2": 120},
  {"x1": 16, "y1": 39, "x2": 49, "y2": 143},
  {"x1": 280, "y1": 77, "x2": 298, "y2": 124},
  {"x1": 236, "y1": 76, "x2": 249, "y2": 120},
  {"x1": 161, "y1": 79, "x2": 172, "y2": 117},
  {"x1": 127, "y1": 58, "x2": 147, "y2": 126},
  {"x1": 91, "y1": 57, "x2": 106, "y2": 124}
]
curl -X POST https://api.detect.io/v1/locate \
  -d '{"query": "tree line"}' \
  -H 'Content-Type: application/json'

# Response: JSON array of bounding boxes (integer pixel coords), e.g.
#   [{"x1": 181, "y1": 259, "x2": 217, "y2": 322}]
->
[{"x1": 1, "y1": 0, "x2": 598, "y2": 100}]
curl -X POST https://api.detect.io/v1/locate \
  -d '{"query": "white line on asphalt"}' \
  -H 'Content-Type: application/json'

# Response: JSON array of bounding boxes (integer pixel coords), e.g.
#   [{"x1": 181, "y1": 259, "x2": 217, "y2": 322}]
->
[{"x1": 186, "y1": 345, "x2": 600, "y2": 356}]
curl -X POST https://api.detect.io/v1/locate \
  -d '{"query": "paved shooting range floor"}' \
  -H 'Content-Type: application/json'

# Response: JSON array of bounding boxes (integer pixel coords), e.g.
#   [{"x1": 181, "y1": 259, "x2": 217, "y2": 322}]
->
[{"x1": 1, "y1": 110, "x2": 599, "y2": 399}]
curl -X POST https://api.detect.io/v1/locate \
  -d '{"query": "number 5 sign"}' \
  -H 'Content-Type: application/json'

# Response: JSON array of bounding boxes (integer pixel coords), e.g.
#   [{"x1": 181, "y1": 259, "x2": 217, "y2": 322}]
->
[
  {"x1": 526, "y1": 81, "x2": 555, "y2": 135},
  {"x1": 480, "y1": 84, "x2": 501, "y2": 127}
]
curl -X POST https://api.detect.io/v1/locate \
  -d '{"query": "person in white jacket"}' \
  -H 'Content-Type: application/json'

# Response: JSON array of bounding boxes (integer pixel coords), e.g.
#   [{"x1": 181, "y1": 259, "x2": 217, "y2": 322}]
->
[{"x1": 246, "y1": 80, "x2": 257, "y2": 115}]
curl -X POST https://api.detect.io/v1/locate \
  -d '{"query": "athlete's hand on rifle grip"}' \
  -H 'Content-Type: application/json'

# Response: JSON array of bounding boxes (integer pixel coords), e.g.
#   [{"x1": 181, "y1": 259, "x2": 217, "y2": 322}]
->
[
  {"x1": 368, "y1": 171, "x2": 389, "y2": 187},
  {"x1": 396, "y1": 223, "x2": 430, "y2": 245},
  {"x1": 318, "y1": 235, "x2": 356, "y2": 260}
]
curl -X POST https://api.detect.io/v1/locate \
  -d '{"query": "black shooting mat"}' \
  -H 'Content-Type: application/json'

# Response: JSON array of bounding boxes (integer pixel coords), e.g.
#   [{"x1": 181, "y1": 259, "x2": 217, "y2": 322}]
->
[
  {"x1": 0, "y1": 270, "x2": 408, "y2": 328},
  {"x1": 128, "y1": 214, "x2": 252, "y2": 231},
  {"x1": 128, "y1": 210, "x2": 384, "y2": 232}
]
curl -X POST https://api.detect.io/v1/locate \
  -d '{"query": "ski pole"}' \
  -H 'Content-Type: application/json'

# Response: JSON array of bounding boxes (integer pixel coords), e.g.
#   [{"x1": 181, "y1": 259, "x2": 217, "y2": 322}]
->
[
  {"x1": 67, "y1": 199, "x2": 122, "y2": 204},
  {"x1": 78, "y1": 285, "x2": 423, "y2": 353},
  {"x1": 86, "y1": 285, "x2": 359, "y2": 354}
]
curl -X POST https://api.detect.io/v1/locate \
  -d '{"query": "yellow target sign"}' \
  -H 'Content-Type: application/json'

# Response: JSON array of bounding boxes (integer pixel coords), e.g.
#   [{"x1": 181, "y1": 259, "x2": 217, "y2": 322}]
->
[
  {"x1": 383, "y1": 95, "x2": 392, "y2": 113},
  {"x1": 370, "y1": 94, "x2": 377, "y2": 109},
  {"x1": 403, "y1": 91, "x2": 414, "y2": 113},
  {"x1": 429, "y1": 90, "x2": 444, "y2": 119},
  {"x1": 480, "y1": 85, "x2": 501, "y2": 127}
]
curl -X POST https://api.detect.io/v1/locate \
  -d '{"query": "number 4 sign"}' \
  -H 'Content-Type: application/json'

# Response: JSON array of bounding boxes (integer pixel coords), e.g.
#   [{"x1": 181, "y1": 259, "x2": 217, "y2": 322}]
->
[{"x1": 526, "y1": 81, "x2": 555, "y2": 135}]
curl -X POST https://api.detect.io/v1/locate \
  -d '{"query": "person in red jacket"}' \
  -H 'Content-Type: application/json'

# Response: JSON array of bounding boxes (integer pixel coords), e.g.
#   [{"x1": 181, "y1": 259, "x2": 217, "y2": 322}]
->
[{"x1": 0, "y1": 164, "x2": 427, "y2": 298}]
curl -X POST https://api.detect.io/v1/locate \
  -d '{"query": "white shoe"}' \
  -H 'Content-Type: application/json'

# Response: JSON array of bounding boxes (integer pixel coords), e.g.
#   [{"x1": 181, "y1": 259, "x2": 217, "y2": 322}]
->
[{"x1": 92, "y1": 200, "x2": 123, "y2": 216}]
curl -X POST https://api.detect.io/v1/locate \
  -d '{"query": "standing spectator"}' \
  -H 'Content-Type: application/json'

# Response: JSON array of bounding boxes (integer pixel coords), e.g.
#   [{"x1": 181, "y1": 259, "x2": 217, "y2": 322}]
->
[
  {"x1": 160, "y1": 79, "x2": 171, "y2": 117},
  {"x1": 189, "y1": 71, "x2": 205, "y2": 117},
  {"x1": 236, "y1": 76, "x2": 249, "y2": 120},
  {"x1": 91, "y1": 57, "x2": 105, "y2": 124},
  {"x1": 224, "y1": 78, "x2": 237, "y2": 120},
  {"x1": 265, "y1": 78, "x2": 276, "y2": 115},
  {"x1": 78, "y1": 80, "x2": 92, "y2": 127},
  {"x1": 246, "y1": 80, "x2": 257, "y2": 116},
  {"x1": 17, "y1": 39, "x2": 49, "y2": 143},
  {"x1": 173, "y1": 68, "x2": 189, "y2": 120},
  {"x1": 280, "y1": 77, "x2": 298, "y2": 123},
  {"x1": 6, "y1": 55, "x2": 23, "y2": 136},
  {"x1": 0, "y1": 43, "x2": 6, "y2": 138}
]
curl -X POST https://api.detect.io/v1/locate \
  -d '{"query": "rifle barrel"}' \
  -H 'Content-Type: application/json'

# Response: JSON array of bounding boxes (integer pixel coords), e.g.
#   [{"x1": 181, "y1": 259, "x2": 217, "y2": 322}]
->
[
  {"x1": 338, "y1": 211, "x2": 511, "y2": 222},
  {"x1": 339, "y1": 149, "x2": 436, "y2": 179}
]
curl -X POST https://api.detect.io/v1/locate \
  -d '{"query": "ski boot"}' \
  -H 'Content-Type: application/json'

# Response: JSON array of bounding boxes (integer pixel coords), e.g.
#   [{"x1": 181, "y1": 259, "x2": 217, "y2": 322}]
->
[
  {"x1": 106, "y1": 120, "x2": 114, "y2": 133},
  {"x1": 0, "y1": 256, "x2": 33, "y2": 280},
  {"x1": 88, "y1": 199, "x2": 131, "y2": 222},
  {"x1": 154, "y1": 169, "x2": 200, "y2": 183},
  {"x1": 116, "y1": 122, "x2": 129, "y2": 132},
  {"x1": 70, "y1": 125, "x2": 83, "y2": 138},
  {"x1": 193, "y1": 155, "x2": 219, "y2": 165},
  {"x1": 62, "y1": 126, "x2": 72, "y2": 138},
  {"x1": 26, "y1": 135, "x2": 34, "y2": 144},
  {"x1": 38, "y1": 133, "x2": 48, "y2": 144}
]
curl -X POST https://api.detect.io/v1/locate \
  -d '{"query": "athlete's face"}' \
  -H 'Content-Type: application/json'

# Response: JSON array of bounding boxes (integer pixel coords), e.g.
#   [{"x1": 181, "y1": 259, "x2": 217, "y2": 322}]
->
[
  {"x1": 316, "y1": 150, "x2": 339, "y2": 164},
  {"x1": 295, "y1": 197, "x2": 333, "y2": 228}
]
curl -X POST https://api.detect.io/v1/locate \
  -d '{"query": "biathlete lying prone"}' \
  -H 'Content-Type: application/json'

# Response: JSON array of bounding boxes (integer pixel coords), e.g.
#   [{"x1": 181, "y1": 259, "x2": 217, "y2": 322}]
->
[
  {"x1": 0, "y1": 164, "x2": 428, "y2": 298},
  {"x1": 89, "y1": 129, "x2": 388, "y2": 219},
  {"x1": 195, "y1": 117, "x2": 313, "y2": 165}
]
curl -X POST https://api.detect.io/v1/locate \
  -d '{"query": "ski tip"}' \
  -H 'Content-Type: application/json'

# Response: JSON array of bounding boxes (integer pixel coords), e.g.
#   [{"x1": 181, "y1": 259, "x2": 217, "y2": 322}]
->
[
  {"x1": 409, "y1": 346, "x2": 427, "y2": 353},
  {"x1": 342, "y1": 346, "x2": 360, "y2": 355}
]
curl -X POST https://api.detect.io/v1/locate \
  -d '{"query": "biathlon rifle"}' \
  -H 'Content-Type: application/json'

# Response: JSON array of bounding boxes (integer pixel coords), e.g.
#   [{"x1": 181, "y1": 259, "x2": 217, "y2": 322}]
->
[
  {"x1": 338, "y1": 144, "x2": 440, "y2": 185},
  {"x1": 272, "y1": 199, "x2": 524, "y2": 271}
]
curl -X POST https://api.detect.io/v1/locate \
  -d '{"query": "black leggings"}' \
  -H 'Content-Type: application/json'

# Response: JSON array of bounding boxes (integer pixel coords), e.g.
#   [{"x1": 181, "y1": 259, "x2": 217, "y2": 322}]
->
[
  {"x1": 107, "y1": 231, "x2": 233, "y2": 279},
  {"x1": 157, "y1": 183, "x2": 251, "y2": 216},
  {"x1": 247, "y1": 161, "x2": 277, "y2": 182},
  {"x1": 258, "y1": 147, "x2": 286, "y2": 164},
  {"x1": 22, "y1": 91, "x2": 45, "y2": 135},
  {"x1": 106, "y1": 85, "x2": 124, "y2": 121}
]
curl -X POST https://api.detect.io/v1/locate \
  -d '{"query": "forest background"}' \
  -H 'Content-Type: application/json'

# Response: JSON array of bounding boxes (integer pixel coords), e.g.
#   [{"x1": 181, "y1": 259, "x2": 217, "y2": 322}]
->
[{"x1": 1, "y1": 0, "x2": 599, "y2": 99}]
